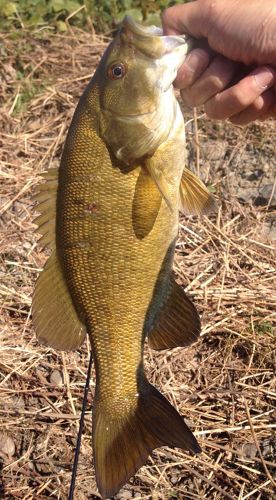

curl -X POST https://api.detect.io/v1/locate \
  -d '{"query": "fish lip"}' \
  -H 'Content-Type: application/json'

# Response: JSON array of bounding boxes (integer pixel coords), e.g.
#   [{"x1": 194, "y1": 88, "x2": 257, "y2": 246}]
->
[{"x1": 122, "y1": 15, "x2": 164, "y2": 37}]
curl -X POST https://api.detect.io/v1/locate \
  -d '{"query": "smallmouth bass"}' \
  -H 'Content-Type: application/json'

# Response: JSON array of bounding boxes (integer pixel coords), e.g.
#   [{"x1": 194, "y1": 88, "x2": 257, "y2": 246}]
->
[{"x1": 32, "y1": 17, "x2": 215, "y2": 498}]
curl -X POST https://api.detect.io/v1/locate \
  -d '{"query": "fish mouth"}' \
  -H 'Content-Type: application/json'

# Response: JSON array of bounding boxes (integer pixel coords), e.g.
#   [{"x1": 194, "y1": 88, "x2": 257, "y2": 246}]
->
[
  {"x1": 122, "y1": 15, "x2": 164, "y2": 37},
  {"x1": 121, "y1": 15, "x2": 191, "y2": 59}
]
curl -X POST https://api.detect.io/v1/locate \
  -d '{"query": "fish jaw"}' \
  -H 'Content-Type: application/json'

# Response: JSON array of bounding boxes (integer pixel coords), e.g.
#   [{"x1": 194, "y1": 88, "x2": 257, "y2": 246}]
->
[{"x1": 154, "y1": 46, "x2": 189, "y2": 93}]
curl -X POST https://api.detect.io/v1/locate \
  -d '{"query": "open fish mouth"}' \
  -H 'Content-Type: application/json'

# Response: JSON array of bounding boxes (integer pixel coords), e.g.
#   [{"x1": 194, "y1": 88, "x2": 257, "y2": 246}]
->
[
  {"x1": 121, "y1": 15, "x2": 191, "y2": 59},
  {"x1": 122, "y1": 15, "x2": 184, "y2": 41},
  {"x1": 122, "y1": 15, "x2": 164, "y2": 36}
]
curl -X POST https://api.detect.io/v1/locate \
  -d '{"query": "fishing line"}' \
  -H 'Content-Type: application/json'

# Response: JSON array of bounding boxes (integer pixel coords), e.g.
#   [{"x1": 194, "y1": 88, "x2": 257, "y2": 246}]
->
[{"x1": 68, "y1": 344, "x2": 93, "y2": 500}]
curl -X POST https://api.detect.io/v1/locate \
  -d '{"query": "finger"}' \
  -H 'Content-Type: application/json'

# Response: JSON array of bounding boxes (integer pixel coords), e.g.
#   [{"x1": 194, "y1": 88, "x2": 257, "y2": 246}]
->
[
  {"x1": 180, "y1": 55, "x2": 236, "y2": 107},
  {"x1": 229, "y1": 89, "x2": 275, "y2": 125},
  {"x1": 256, "y1": 101, "x2": 276, "y2": 121},
  {"x1": 204, "y1": 66, "x2": 276, "y2": 119},
  {"x1": 260, "y1": 108, "x2": 276, "y2": 120},
  {"x1": 174, "y1": 47, "x2": 213, "y2": 89},
  {"x1": 266, "y1": 84, "x2": 276, "y2": 117},
  {"x1": 162, "y1": 3, "x2": 209, "y2": 37}
]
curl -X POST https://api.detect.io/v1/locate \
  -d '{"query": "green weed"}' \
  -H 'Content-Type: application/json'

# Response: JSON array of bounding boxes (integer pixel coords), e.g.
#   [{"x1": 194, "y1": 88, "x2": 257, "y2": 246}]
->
[
  {"x1": 12, "y1": 81, "x2": 43, "y2": 114},
  {"x1": 0, "y1": 0, "x2": 187, "y2": 32},
  {"x1": 254, "y1": 321, "x2": 274, "y2": 337}
]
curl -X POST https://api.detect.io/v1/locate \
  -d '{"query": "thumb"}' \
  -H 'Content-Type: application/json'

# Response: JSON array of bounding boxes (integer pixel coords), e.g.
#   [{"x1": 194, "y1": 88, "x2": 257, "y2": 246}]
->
[{"x1": 162, "y1": 2, "x2": 210, "y2": 37}]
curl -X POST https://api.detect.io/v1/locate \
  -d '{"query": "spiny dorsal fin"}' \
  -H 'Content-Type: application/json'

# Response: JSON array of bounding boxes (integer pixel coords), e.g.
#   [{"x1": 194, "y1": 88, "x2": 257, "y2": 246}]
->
[
  {"x1": 32, "y1": 168, "x2": 58, "y2": 250},
  {"x1": 180, "y1": 168, "x2": 217, "y2": 216},
  {"x1": 32, "y1": 249, "x2": 86, "y2": 351},
  {"x1": 148, "y1": 278, "x2": 200, "y2": 350}
]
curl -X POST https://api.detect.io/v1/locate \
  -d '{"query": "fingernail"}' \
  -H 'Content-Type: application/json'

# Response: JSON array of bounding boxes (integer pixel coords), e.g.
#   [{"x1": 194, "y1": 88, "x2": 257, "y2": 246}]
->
[
  {"x1": 185, "y1": 48, "x2": 209, "y2": 73},
  {"x1": 254, "y1": 67, "x2": 275, "y2": 89}
]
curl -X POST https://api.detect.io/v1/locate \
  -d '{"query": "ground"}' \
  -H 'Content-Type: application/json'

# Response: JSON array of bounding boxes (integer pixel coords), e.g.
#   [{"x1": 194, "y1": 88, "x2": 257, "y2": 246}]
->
[{"x1": 0, "y1": 28, "x2": 275, "y2": 499}]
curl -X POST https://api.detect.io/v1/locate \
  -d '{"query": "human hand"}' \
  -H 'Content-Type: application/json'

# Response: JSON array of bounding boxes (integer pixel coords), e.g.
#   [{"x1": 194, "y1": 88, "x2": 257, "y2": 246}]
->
[{"x1": 162, "y1": 0, "x2": 276, "y2": 124}]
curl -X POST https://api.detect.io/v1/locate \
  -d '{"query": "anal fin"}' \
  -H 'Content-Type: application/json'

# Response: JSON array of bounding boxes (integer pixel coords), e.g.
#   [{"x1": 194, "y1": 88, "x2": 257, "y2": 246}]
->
[
  {"x1": 148, "y1": 279, "x2": 200, "y2": 350},
  {"x1": 32, "y1": 250, "x2": 86, "y2": 351}
]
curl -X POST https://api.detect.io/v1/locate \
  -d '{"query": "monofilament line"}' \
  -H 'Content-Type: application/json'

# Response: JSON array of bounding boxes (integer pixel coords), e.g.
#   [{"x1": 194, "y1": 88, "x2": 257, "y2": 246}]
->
[{"x1": 68, "y1": 347, "x2": 93, "y2": 500}]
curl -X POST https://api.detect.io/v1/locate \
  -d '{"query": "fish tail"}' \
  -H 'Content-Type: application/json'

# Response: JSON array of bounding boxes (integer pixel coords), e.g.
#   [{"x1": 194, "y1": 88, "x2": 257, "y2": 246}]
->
[{"x1": 93, "y1": 377, "x2": 200, "y2": 498}]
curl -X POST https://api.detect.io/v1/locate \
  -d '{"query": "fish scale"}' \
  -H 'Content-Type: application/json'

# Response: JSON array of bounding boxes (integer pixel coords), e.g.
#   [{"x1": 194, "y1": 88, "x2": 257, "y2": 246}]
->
[
  {"x1": 59, "y1": 137, "x2": 176, "y2": 401},
  {"x1": 32, "y1": 16, "x2": 216, "y2": 498}
]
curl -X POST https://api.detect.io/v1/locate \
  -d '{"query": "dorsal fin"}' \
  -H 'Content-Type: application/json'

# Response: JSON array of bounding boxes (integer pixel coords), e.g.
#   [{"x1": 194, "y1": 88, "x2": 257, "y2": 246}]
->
[
  {"x1": 32, "y1": 168, "x2": 59, "y2": 250},
  {"x1": 32, "y1": 168, "x2": 86, "y2": 351}
]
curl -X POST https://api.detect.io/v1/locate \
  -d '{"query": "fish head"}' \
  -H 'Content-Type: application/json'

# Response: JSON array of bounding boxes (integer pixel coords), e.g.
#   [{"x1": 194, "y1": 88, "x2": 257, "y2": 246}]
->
[
  {"x1": 98, "y1": 16, "x2": 190, "y2": 116},
  {"x1": 96, "y1": 16, "x2": 191, "y2": 162}
]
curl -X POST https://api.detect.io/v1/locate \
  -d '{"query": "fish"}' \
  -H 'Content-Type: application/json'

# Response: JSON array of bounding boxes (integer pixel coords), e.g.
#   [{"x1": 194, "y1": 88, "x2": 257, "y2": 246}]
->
[{"x1": 32, "y1": 16, "x2": 216, "y2": 498}]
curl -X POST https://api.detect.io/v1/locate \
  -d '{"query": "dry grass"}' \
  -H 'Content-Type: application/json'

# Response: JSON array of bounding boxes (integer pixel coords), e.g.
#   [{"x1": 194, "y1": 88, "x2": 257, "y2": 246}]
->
[{"x1": 0, "y1": 28, "x2": 275, "y2": 500}]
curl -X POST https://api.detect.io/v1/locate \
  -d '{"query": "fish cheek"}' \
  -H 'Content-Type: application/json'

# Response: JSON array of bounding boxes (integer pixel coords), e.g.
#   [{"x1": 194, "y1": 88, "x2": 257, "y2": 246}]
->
[{"x1": 132, "y1": 167, "x2": 162, "y2": 239}]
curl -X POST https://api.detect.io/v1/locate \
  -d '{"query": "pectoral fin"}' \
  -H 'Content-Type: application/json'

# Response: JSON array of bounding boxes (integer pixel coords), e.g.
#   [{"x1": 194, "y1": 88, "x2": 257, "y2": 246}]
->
[
  {"x1": 180, "y1": 168, "x2": 217, "y2": 215},
  {"x1": 144, "y1": 158, "x2": 173, "y2": 212},
  {"x1": 132, "y1": 168, "x2": 162, "y2": 239},
  {"x1": 148, "y1": 279, "x2": 200, "y2": 350}
]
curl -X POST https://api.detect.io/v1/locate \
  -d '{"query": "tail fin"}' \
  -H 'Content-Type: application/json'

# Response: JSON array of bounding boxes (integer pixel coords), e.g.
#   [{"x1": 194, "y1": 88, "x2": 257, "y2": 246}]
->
[{"x1": 93, "y1": 380, "x2": 200, "y2": 498}]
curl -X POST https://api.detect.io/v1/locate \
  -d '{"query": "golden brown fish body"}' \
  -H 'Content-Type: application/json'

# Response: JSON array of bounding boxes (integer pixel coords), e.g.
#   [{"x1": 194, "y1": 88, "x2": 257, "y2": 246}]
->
[
  {"x1": 33, "y1": 17, "x2": 216, "y2": 498},
  {"x1": 59, "y1": 87, "x2": 183, "y2": 399}
]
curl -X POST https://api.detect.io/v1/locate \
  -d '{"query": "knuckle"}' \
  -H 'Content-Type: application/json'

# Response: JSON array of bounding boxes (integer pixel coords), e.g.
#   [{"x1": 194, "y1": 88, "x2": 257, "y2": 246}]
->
[
  {"x1": 208, "y1": 75, "x2": 225, "y2": 93},
  {"x1": 203, "y1": 0, "x2": 222, "y2": 27},
  {"x1": 204, "y1": 0, "x2": 219, "y2": 14},
  {"x1": 230, "y1": 87, "x2": 250, "y2": 109}
]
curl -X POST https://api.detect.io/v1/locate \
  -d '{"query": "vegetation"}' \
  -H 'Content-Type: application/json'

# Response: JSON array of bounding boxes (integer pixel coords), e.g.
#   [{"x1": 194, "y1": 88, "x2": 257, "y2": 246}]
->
[{"x1": 0, "y1": 0, "x2": 186, "y2": 31}]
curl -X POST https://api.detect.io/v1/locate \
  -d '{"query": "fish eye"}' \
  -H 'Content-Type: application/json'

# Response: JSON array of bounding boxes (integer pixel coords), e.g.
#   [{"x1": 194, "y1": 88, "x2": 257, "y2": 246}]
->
[{"x1": 107, "y1": 62, "x2": 126, "y2": 80}]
